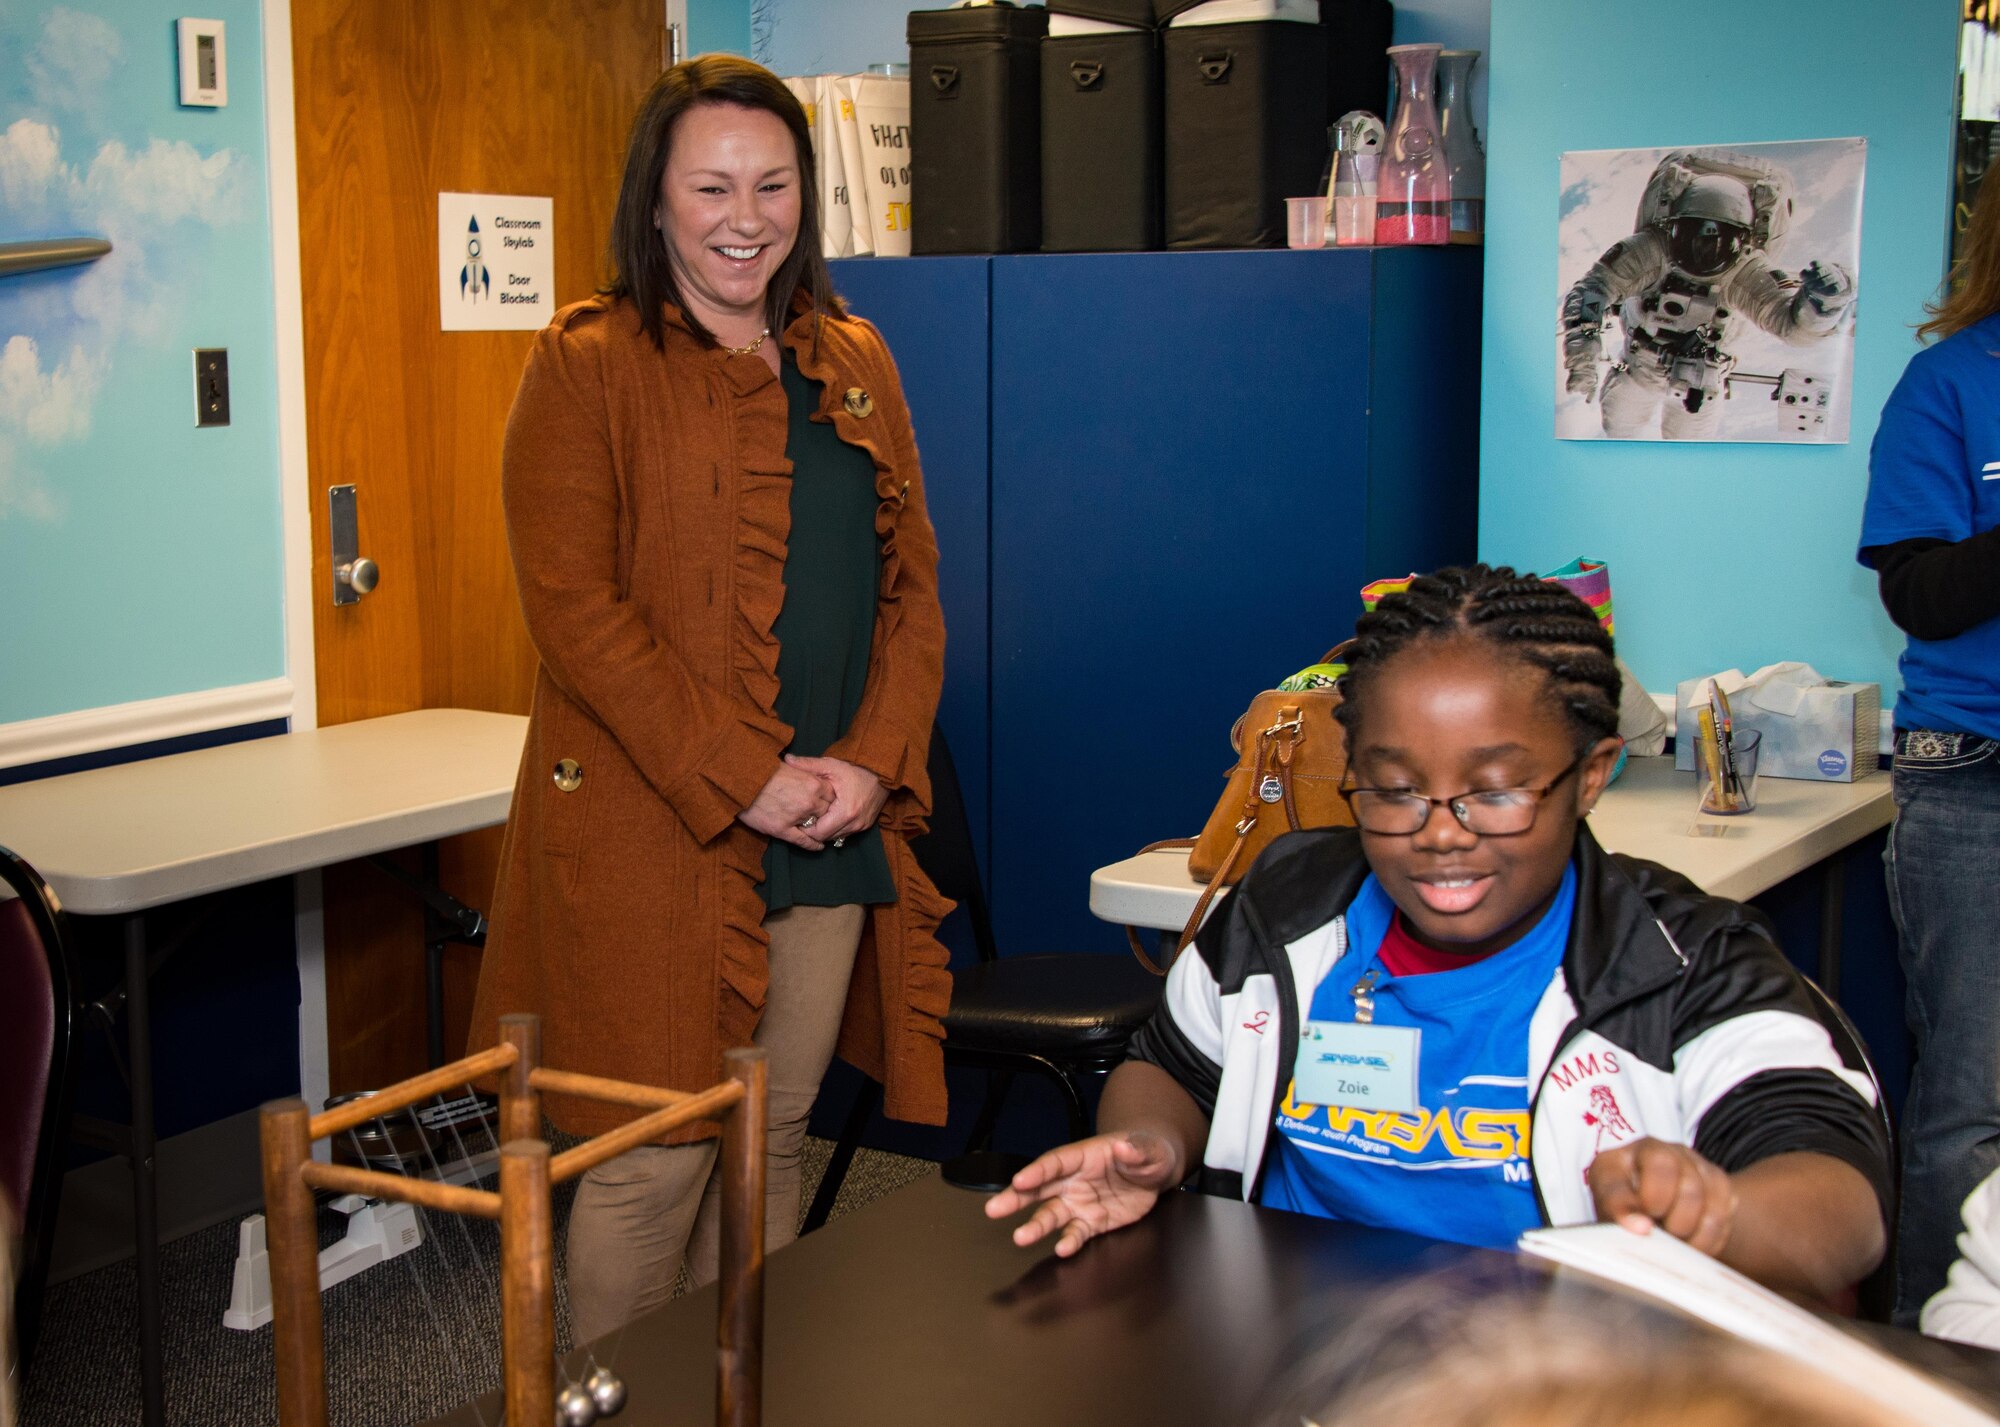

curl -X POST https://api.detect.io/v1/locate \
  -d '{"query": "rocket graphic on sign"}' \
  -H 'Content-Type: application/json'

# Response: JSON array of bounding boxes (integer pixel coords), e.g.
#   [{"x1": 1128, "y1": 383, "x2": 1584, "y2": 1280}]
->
[{"x1": 461, "y1": 217, "x2": 490, "y2": 302}]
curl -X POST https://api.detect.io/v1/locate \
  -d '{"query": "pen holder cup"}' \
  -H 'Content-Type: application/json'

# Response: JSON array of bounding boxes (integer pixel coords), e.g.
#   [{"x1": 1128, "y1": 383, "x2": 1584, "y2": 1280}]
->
[{"x1": 1697, "y1": 728, "x2": 1761, "y2": 816}]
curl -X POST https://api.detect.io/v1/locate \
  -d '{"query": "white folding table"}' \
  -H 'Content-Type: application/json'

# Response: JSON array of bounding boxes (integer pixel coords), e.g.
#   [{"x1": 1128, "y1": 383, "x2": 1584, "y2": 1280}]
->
[
  {"x1": 1090, "y1": 755, "x2": 1895, "y2": 991},
  {"x1": 0, "y1": 707, "x2": 529, "y2": 1427}
]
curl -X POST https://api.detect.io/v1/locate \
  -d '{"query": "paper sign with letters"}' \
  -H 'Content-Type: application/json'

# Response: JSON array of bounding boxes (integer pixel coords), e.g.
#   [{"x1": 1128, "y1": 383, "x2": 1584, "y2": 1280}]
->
[{"x1": 438, "y1": 192, "x2": 553, "y2": 332}]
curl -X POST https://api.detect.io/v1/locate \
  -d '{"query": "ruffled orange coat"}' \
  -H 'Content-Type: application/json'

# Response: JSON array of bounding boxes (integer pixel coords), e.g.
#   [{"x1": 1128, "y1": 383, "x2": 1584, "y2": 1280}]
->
[{"x1": 471, "y1": 293, "x2": 952, "y2": 1139}]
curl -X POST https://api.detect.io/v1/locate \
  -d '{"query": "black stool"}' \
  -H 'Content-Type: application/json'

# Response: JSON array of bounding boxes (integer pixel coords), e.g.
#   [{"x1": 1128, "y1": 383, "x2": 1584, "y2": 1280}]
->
[{"x1": 803, "y1": 725, "x2": 1161, "y2": 1224}]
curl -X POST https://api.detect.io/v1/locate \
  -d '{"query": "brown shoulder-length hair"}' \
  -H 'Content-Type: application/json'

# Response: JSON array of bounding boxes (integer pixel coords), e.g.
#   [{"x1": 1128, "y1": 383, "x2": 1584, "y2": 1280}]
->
[
  {"x1": 602, "y1": 55, "x2": 842, "y2": 350},
  {"x1": 1920, "y1": 171, "x2": 2000, "y2": 343}
]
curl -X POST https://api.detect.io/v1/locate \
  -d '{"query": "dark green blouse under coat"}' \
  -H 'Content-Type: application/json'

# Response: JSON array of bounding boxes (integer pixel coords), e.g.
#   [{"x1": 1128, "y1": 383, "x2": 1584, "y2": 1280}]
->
[{"x1": 759, "y1": 352, "x2": 899, "y2": 911}]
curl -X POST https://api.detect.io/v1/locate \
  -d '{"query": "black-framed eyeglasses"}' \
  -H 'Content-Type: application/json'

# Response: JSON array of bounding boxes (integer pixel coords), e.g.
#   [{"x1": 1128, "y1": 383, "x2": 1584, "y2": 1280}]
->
[{"x1": 1340, "y1": 754, "x2": 1587, "y2": 837}]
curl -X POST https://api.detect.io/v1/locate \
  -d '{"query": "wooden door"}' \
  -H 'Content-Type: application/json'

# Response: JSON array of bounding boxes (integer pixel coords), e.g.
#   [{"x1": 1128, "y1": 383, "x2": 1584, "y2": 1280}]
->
[{"x1": 292, "y1": 0, "x2": 662, "y2": 1095}]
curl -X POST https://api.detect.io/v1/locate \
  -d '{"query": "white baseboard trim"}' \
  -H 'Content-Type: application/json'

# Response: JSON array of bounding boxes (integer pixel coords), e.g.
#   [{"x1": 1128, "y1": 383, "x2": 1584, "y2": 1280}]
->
[{"x1": 0, "y1": 678, "x2": 294, "y2": 771}]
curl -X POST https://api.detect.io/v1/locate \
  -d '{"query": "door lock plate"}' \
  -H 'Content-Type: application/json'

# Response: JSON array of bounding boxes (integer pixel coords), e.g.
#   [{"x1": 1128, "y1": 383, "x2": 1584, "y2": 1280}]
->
[{"x1": 329, "y1": 484, "x2": 377, "y2": 606}]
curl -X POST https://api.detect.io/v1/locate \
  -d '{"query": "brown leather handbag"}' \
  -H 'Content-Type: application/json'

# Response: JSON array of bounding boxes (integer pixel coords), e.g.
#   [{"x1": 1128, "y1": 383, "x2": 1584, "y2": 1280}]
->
[{"x1": 1129, "y1": 646, "x2": 1356, "y2": 974}]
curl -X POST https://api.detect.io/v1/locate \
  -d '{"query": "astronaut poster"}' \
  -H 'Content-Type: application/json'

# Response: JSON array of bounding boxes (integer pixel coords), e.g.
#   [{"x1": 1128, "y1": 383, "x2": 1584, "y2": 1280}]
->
[{"x1": 1556, "y1": 139, "x2": 1865, "y2": 443}]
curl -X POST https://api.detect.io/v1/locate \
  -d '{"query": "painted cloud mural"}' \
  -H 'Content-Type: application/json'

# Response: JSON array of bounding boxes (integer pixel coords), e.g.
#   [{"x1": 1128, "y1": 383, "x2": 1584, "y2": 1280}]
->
[{"x1": 0, "y1": 4, "x2": 248, "y2": 521}]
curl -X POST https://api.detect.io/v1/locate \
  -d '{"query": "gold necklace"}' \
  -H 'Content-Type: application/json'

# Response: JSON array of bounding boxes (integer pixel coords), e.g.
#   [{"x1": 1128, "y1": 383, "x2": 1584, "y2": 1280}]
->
[{"x1": 720, "y1": 328, "x2": 769, "y2": 357}]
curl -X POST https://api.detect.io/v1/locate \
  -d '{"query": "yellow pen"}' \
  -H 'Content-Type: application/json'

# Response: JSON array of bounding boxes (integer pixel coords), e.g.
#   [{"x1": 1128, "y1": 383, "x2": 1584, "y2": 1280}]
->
[{"x1": 1697, "y1": 706, "x2": 1728, "y2": 812}]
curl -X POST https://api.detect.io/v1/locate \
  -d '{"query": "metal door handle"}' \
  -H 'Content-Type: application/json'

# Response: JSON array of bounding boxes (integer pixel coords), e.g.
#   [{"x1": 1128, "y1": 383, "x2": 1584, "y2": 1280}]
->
[
  {"x1": 329, "y1": 485, "x2": 378, "y2": 606},
  {"x1": 335, "y1": 557, "x2": 379, "y2": 597}
]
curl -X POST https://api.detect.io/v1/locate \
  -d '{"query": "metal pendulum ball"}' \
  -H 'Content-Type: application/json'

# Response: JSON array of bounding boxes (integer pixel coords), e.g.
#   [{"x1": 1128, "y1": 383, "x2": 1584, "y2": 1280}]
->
[
  {"x1": 586, "y1": 1367, "x2": 627, "y2": 1417},
  {"x1": 556, "y1": 1381, "x2": 599, "y2": 1427}
]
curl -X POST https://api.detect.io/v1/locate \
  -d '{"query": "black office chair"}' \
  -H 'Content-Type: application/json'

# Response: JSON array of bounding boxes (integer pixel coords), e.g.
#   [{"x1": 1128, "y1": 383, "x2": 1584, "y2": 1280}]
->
[
  {"x1": 803, "y1": 725, "x2": 1163, "y2": 1230},
  {"x1": 0, "y1": 845, "x2": 79, "y2": 1377},
  {"x1": 1799, "y1": 972, "x2": 1898, "y2": 1322}
]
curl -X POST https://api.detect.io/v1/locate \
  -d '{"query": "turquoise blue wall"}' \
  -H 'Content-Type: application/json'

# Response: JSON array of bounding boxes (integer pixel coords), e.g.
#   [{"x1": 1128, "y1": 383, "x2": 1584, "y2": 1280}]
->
[
  {"x1": 0, "y1": 2, "x2": 286, "y2": 724},
  {"x1": 1477, "y1": 1, "x2": 1960, "y2": 707},
  {"x1": 759, "y1": 0, "x2": 909, "y2": 74},
  {"x1": 1374, "y1": 0, "x2": 1489, "y2": 137},
  {"x1": 691, "y1": 0, "x2": 752, "y2": 59}
]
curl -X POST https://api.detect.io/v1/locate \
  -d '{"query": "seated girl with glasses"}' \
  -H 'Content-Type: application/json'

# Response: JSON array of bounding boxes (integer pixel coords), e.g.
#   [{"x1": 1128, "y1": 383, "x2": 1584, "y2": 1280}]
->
[{"x1": 987, "y1": 565, "x2": 1888, "y2": 1300}]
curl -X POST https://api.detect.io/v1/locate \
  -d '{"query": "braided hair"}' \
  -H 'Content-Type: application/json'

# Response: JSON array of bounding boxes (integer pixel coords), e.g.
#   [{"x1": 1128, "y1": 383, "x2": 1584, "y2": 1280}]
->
[{"x1": 1335, "y1": 565, "x2": 1622, "y2": 755}]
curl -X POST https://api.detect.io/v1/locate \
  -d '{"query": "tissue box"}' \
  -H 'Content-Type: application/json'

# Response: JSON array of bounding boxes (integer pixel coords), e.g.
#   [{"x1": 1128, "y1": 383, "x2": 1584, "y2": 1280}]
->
[{"x1": 1675, "y1": 665, "x2": 1881, "y2": 782}]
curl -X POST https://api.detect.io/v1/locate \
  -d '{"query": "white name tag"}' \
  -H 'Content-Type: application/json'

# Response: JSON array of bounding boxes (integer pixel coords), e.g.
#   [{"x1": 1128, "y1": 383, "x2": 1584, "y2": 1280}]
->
[{"x1": 1294, "y1": 1019, "x2": 1422, "y2": 1114}]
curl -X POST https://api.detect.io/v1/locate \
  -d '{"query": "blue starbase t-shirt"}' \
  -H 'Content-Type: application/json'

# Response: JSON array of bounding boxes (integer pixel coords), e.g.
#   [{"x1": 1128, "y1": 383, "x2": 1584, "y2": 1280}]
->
[
  {"x1": 1258, "y1": 866, "x2": 1576, "y2": 1248},
  {"x1": 1859, "y1": 309, "x2": 2000, "y2": 740}
]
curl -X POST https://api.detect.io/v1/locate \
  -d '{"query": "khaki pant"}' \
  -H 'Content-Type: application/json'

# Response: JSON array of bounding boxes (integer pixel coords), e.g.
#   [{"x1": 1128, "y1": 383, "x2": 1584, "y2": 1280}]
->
[{"x1": 564, "y1": 903, "x2": 866, "y2": 1345}]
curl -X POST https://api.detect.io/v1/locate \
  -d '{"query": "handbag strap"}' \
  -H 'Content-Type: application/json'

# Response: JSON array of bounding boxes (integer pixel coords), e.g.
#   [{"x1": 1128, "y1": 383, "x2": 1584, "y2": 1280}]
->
[
  {"x1": 1123, "y1": 719, "x2": 1286, "y2": 976},
  {"x1": 1121, "y1": 657, "x2": 1350, "y2": 977},
  {"x1": 1269, "y1": 707, "x2": 1305, "y2": 832},
  {"x1": 1126, "y1": 832, "x2": 1250, "y2": 976},
  {"x1": 1126, "y1": 837, "x2": 1195, "y2": 975}
]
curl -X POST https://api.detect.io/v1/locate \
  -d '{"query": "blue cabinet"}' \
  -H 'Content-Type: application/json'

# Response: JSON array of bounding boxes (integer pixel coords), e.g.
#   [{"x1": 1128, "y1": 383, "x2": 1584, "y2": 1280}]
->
[
  {"x1": 834, "y1": 247, "x2": 1482, "y2": 960},
  {"x1": 831, "y1": 256, "x2": 993, "y2": 886}
]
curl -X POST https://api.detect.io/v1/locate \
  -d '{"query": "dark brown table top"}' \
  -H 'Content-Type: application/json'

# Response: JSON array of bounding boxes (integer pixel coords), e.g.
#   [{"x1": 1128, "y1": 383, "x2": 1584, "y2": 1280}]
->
[{"x1": 429, "y1": 1173, "x2": 2000, "y2": 1426}]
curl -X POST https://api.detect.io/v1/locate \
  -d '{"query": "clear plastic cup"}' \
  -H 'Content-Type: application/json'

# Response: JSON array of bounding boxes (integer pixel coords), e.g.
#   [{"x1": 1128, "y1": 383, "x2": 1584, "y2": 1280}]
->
[
  {"x1": 1697, "y1": 728, "x2": 1761, "y2": 816},
  {"x1": 1286, "y1": 196, "x2": 1330, "y2": 249},
  {"x1": 1333, "y1": 194, "x2": 1377, "y2": 245}
]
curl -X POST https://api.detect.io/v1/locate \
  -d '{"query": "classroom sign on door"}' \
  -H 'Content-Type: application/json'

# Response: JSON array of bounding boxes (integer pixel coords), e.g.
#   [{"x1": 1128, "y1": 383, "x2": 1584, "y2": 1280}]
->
[{"x1": 438, "y1": 192, "x2": 553, "y2": 331}]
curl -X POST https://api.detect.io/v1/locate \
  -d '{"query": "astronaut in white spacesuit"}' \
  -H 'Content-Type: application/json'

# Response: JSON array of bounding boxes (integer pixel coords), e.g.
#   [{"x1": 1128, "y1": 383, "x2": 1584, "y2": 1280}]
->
[{"x1": 1561, "y1": 149, "x2": 1855, "y2": 439}]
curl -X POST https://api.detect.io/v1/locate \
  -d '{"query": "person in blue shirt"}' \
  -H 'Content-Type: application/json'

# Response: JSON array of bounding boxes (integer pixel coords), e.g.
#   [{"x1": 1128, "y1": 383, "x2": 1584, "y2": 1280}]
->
[
  {"x1": 987, "y1": 566, "x2": 1888, "y2": 1301},
  {"x1": 1858, "y1": 173, "x2": 2000, "y2": 1326}
]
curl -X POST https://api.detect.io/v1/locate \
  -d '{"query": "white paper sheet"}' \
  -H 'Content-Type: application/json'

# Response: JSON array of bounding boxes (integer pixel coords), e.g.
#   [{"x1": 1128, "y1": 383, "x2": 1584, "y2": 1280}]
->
[
  {"x1": 846, "y1": 75, "x2": 911, "y2": 257},
  {"x1": 829, "y1": 76, "x2": 874, "y2": 256},
  {"x1": 809, "y1": 75, "x2": 857, "y2": 258}
]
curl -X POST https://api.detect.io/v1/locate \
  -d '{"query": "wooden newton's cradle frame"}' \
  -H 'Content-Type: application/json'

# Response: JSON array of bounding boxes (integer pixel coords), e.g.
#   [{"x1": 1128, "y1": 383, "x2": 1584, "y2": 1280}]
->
[{"x1": 259, "y1": 1014, "x2": 768, "y2": 1427}]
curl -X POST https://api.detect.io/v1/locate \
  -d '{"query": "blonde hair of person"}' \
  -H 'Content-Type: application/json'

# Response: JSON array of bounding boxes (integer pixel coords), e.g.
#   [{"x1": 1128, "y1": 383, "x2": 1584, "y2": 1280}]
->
[
  {"x1": 1314, "y1": 1330, "x2": 1908, "y2": 1427},
  {"x1": 1260, "y1": 1273, "x2": 1918, "y2": 1427},
  {"x1": 1921, "y1": 169, "x2": 2000, "y2": 342}
]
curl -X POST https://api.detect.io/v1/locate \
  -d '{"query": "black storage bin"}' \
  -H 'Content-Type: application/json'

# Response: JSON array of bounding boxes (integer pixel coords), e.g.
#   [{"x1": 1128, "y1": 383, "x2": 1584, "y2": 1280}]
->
[
  {"x1": 1161, "y1": 18, "x2": 1328, "y2": 249},
  {"x1": 1062, "y1": 1, "x2": 1157, "y2": 25},
  {"x1": 1042, "y1": 1, "x2": 1161, "y2": 251},
  {"x1": 909, "y1": 3, "x2": 1048, "y2": 254},
  {"x1": 1322, "y1": 0, "x2": 1392, "y2": 124}
]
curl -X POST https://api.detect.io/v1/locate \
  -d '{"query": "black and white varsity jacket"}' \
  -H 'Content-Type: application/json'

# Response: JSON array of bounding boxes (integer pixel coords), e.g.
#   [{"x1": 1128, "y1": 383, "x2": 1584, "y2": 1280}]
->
[{"x1": 1127, "y1": 823, "x2": 1892, "y2": 1228}]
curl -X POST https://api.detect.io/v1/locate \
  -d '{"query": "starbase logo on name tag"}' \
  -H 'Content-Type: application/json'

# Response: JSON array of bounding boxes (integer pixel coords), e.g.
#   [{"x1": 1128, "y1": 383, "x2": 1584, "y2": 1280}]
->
[{"x1": 1295, "y1": 1020, "x2": 1422, "y2": 1114}]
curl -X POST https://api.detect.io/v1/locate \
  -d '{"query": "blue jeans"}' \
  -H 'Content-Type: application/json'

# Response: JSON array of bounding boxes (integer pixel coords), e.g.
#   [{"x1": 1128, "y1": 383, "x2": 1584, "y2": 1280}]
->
[{"x1": 1888, "y1": 728, "x2": 2000, "y2": 1325}]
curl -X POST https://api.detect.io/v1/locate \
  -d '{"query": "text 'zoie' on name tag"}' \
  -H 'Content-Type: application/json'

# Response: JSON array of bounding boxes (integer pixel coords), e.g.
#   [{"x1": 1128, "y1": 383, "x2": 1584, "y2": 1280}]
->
[{"x1": 1294, "y1": 1020, "x2": 1422, "y2": 1114}]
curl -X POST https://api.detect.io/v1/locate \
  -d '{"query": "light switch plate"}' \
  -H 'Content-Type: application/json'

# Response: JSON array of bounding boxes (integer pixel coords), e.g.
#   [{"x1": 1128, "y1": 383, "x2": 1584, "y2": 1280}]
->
[
  {"x1": 177, "y1": 18, "x2": 226, "y2": 107},
  {"x1": 194, "y1": 348, "x2": 230, "y2": 426}
]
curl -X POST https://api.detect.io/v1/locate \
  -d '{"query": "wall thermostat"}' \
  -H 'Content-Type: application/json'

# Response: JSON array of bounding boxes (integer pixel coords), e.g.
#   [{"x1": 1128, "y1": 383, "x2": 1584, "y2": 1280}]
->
[{"x1": 177, "y1": 18, "x2": 226, "y2": 107}]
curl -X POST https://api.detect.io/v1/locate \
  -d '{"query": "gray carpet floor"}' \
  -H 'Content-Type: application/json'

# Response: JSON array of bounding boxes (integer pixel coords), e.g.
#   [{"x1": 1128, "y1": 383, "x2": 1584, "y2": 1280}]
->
[{"x1": 20, "y1": 1137, "x2": 938, "y2": 1427}]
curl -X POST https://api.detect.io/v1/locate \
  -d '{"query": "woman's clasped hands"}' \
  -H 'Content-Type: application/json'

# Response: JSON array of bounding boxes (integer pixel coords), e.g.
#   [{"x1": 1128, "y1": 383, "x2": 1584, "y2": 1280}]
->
[
  {"x1": 785, "y1": 753, "x2": 888, "y2": 846},
  {"x1": 737, "y1": 753, "x2": 888, "y2": 851}
]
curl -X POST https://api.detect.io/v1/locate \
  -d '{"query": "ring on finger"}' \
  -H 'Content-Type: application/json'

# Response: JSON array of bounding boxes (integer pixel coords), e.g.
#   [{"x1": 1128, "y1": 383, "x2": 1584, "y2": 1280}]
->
[
  {"x1": 797, "y1": 814, "x2": 818, "y2": 830},
  {"x1": 831, "y1": 836, "x2": 846, "y2": 848}
]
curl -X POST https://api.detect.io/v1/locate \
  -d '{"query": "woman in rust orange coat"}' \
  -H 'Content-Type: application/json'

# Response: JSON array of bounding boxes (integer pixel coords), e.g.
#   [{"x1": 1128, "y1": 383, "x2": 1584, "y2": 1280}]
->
[{"x1": 472, "y1": 56, "x2": 950, "y2": 1343}]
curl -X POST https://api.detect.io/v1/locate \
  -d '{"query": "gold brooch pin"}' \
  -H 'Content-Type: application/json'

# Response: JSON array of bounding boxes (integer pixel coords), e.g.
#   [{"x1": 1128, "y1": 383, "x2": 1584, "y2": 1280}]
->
[{"x1": 843, "y1": 387, "x2": 873, "y2": 418}]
